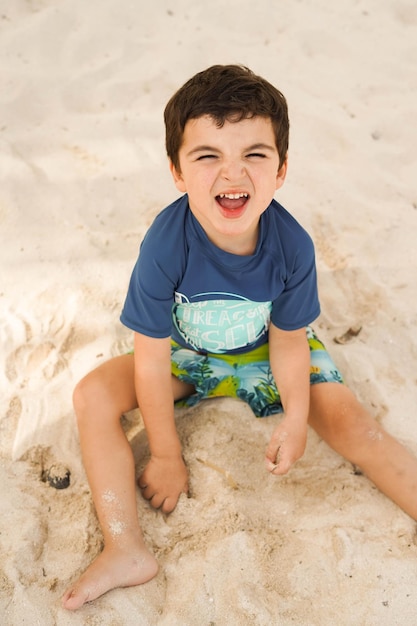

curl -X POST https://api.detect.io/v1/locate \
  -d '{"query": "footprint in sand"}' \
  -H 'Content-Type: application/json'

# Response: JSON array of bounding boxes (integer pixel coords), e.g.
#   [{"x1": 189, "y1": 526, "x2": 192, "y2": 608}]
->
[{"x1": 3, "y1": 307, "x2": 70, "y2": 385}]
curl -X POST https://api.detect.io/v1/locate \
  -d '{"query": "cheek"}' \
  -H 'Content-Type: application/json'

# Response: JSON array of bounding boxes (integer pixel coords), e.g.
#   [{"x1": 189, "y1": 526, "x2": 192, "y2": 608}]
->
[{"x1": 192, "y1": 170, "x2": 217, "y2": 192}]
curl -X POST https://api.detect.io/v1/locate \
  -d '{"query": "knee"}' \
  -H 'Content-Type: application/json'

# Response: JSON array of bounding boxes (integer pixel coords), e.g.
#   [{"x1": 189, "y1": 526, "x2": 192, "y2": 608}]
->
[
  {"x1": 72, "y1": 376, "x2": 88, "y2": 415},
  {"x1": 323, "y1": 408, "x2": 375, "y2": 455},
  {"x1": 72, "y1": 370, "x2": 107, "y2": 424},
  {"x1": 310, "y1": 386, "x2": 382, "y2": 463}
]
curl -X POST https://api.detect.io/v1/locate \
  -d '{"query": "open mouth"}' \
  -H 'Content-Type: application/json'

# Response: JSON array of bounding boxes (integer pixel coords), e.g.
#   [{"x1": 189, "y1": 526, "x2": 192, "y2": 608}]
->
[{"x1": 216, "y1": 192, "x2": 249, "y2": 212}]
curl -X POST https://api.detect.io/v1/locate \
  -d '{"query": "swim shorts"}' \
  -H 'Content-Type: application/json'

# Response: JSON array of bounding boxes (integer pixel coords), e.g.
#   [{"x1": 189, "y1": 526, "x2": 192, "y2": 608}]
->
[{"x1": 171, "y1": 326, "x2": 343, "y2": 417}]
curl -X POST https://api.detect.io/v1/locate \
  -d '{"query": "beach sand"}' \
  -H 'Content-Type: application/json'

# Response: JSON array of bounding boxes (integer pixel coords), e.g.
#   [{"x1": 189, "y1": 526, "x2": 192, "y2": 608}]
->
[{"x1": 1, "y1": 1, "x2": 417, "y2": 624}]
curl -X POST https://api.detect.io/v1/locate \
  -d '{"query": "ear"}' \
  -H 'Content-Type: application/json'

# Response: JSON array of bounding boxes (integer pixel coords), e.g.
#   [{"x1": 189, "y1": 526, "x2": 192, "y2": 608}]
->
[
  {"x1": 169, "y1": 160, "x2": 187, "y2": 193},
  {"x1": 275, "y1": 155, "x2": 288, "y2": 191}
]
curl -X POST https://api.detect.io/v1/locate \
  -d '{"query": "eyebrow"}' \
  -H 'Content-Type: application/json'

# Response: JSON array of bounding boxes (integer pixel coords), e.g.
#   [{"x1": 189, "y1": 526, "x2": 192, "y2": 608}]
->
[{"x1": 186, "y1": 142, "x2": 277, "y2": 158}]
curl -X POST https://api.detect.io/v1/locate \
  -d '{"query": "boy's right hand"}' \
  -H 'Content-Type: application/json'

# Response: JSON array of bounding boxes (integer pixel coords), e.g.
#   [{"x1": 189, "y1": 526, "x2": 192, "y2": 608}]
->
[{"x1": 138, "y1": 454, "x2": 189, "y2": 514}]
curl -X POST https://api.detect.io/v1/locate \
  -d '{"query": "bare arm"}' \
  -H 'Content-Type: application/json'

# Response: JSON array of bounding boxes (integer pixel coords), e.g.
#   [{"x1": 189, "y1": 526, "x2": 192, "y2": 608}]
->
[
  {"x1": 265, "y1": 324, "x2": 310, "y2": 475},
  {"x1": 134, "y1": 332, "x2": 188, "y2": 512}
]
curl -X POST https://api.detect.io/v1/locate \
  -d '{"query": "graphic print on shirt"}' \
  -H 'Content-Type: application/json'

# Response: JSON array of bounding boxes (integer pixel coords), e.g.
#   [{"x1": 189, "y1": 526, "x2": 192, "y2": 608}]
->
[{"x1": 173, "y1": 291, "x2": 272, "y2": 353}]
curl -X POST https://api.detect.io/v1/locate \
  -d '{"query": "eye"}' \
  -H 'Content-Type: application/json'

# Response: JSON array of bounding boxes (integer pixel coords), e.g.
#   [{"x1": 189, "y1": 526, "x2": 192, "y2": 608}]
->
[
  {"x1": 246, "y1": 152, "x2": 267, "y2": 159},
  {"x1": 196, "y1": 154, "x2": 218, "y2": 161}
]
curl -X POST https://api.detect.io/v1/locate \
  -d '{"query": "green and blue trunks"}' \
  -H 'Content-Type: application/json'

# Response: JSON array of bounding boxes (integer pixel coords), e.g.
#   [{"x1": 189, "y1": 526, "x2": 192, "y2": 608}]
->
[{"x1": 172, "y1": 326, "x2": 343, "y2": 417}]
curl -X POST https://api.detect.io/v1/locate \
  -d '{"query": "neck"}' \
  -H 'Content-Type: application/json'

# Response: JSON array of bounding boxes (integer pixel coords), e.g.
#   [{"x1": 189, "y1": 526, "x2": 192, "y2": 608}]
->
[{"x1": 209, "y1": 229, "x2": 258, "y2": 256}]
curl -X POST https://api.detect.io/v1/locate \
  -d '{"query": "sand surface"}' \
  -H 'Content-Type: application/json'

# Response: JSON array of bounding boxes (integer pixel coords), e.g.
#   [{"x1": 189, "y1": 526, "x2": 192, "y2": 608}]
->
[{"x1": 1, "y1": 1, "x2": 417, "y2": 624}]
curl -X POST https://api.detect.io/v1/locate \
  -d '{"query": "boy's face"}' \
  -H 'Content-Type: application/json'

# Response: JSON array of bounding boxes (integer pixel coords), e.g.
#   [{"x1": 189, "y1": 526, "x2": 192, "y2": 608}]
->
[{"x1": 170, "y1": 115, "x2": 287, "y2": 255}]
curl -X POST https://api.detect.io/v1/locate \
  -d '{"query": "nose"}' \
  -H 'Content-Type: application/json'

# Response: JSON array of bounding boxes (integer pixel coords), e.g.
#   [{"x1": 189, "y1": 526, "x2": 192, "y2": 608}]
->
[{"x1": 221, "y1": 158, "x2": 246, "y2": 182}]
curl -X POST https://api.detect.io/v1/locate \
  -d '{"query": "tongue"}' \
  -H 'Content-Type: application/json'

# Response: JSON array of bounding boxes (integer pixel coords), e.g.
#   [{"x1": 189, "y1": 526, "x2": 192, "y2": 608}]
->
[{"x1": 217, "y1": 196, "x2": 247, "y2": 210}]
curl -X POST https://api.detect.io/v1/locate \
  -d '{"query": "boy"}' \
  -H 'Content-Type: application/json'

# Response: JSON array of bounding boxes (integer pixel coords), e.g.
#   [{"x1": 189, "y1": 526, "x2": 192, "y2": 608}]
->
[{"x1": 62, "y1": 65, "x2": 417, "y2": 611}]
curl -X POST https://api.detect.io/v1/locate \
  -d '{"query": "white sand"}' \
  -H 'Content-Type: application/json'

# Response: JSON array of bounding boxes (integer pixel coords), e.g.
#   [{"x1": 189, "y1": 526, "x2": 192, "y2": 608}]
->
[{"x1": 1, "y1": 1, "x2": 417, "y2": 624}]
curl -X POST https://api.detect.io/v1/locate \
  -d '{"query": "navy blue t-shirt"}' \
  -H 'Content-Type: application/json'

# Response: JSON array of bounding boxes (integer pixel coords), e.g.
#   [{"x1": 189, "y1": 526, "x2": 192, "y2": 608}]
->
[{"x1": 121, "y1": 195, "x2": 320, "y2": 354}]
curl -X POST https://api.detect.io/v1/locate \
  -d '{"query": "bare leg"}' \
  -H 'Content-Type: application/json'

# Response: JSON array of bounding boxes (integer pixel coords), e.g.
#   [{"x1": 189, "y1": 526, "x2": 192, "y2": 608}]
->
[
  {"x1": 62, "y1": 354, "x2": 193, "y2": 610},
  {"x1": 309, "y1": 383, "x2": 417, "y2": 520}
]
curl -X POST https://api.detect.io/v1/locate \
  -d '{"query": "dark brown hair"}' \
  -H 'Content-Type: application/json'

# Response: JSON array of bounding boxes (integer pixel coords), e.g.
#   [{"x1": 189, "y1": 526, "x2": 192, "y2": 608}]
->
[{"x1": 164, "y1": 65, "x2": 289, "y2": 171}]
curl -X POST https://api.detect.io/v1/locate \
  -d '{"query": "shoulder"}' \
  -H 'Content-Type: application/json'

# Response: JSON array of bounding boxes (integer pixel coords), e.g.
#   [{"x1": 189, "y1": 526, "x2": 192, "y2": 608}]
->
[
  {"x1": 266, "y1": 200, "x2": 312, "y2": 241},
  {"x1": 262, "y1": 200, "x2": 315, "y2": 260},
  {"x1": 139, "y1": 195, "x2": 190, "y2": 262},
  {"x1": 143, "y1": 195, "x2": 189, "y2": 244}
]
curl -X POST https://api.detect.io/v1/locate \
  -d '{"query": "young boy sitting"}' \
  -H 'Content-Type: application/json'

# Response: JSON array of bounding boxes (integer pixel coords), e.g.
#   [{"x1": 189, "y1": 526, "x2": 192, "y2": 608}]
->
[{"x1": 62, "y1": 65, "x2": 417, "y2": 610}]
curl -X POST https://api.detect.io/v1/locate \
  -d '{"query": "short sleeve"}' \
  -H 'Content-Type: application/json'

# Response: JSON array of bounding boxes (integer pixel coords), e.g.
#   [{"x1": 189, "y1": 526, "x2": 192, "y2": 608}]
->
[
  {"x1": 120, "y1": 198, "x2": 188, "y2": 337},
  {"x1": 270, "y1": 231, "x2": 320, "y2": 330}
]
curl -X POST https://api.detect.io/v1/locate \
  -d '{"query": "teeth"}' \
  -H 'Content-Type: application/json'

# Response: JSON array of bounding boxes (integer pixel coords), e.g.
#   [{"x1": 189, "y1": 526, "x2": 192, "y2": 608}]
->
[{"x1": 219, "y1": 193, "x2": 248, "y2": 199}]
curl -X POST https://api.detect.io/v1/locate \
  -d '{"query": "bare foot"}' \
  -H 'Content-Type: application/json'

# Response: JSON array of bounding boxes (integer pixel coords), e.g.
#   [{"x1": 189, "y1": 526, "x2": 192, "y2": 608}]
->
[{"x1": 61, "y1": 543, "x2": 158, "y2": 610}]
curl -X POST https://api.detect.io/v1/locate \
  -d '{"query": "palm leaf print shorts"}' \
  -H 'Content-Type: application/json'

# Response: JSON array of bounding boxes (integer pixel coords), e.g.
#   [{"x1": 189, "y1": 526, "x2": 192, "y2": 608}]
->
[{"x1": 171, "y1": 326, "x2": 343, "y2": 417}]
